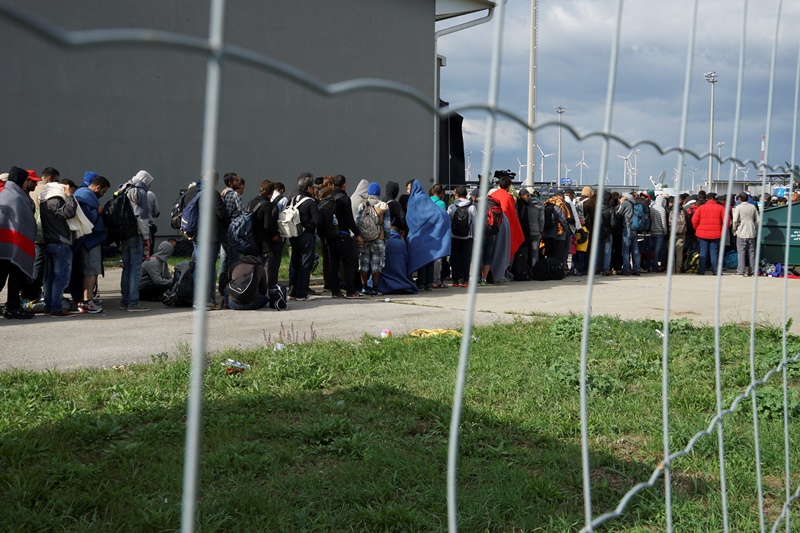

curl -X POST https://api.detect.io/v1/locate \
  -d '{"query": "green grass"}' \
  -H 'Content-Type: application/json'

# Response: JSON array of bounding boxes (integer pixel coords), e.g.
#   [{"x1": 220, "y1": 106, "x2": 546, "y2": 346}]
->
[{"x1": 2, "y1": 317, "x2": 800, "y2": 531}]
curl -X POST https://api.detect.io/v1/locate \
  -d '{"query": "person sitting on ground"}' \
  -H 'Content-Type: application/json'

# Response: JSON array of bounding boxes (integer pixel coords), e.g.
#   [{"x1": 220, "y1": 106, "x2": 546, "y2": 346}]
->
[
  {"x1": 221, "y1": 255, "x2": 269, "y2": 310},
  {"x1": 356, "y1": 182, "x2": 391, "y2": 295},
  {"x1": 139, "y1": 240, "x2": 176, "y2": 301}
]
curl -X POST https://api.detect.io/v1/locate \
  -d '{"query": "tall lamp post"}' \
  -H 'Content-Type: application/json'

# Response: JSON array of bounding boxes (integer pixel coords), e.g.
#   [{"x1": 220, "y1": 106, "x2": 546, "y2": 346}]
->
[
  {"x1": 716, "y1": 141, "x2": 725, "y2": 182},
  {"x1": 704, "y1": 71, "x2": 718, "y2": 192},
  {"x1": 554, "y1": 105, "x2": 566, "y2": 182}
]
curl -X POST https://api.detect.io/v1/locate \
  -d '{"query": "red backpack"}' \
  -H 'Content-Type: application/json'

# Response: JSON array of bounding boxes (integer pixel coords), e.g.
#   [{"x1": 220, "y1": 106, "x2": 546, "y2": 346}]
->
[{"x1": 486, "y1": 198, "x2": 503, "y2": 235}]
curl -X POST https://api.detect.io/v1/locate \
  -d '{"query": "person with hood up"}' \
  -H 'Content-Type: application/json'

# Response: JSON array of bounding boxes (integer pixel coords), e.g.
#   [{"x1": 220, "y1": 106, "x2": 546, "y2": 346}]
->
[
  {"x1": 139, "y1": 240, "x2": 176, "y2": 301},
  {"x1": 617, "y1": 193, "x2": 641, "y2": 276},
  {"x1": 383, "y1": 181, "x2": 406, "y2": 236},
  {"x1": 0, "y1": 166, "x2": 40, "y2": 319},
  {"x1": 649, "y1": 193, "x2": 669, "y2": 272},
  {"x1": 599, "y1": 191, "x2": 618, "y2": 275},
  {"x1": 356, "y1": 182, "x2": 391, "y2": 295},
  {"x1": 118, "y1": 170, "x2": 153, "y2": 311},
  {"x1": 73, "y1": 173, "x2": 110, "y2": 313},
  {"x1": 406, "y1": 180, "x2": 451, "y2": 291}
]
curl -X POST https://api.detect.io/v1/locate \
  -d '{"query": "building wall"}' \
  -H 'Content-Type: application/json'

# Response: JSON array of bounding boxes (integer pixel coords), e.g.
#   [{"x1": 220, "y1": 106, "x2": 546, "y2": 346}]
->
[{"x1": 0, "y1": 0, "x2": 434, "y2": 233}]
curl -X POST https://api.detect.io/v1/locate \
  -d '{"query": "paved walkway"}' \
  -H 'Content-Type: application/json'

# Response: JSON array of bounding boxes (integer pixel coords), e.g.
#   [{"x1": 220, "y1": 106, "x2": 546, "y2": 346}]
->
[{"x1": 1, "y1": 269, "x2": 797, "y2": 371}]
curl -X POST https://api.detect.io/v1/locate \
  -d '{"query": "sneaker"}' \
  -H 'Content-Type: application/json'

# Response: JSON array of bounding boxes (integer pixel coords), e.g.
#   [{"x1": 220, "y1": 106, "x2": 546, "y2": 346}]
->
[
  {"x1": 345, "y1": 292, "x2": 364, "y2": 299},
  {"x1": 50, "y1": 310, "x2": 76, "y2": 318},
  {"x1": 631, "y1": 272, "x2": 641, "y2": 276},
  {"x1": 119, "y1": 304, "x2": 128, "y2": 310},
  {"x1": 78, "y1": 300, "x2": 103, "y2": 314},
  {"x1": 127, "y1": 305, "x2": 151, "y2": 312},
  {"x1": 331, "y1": 292, "x2": 344, "y2": 299},
  {"x1": 424, "y1": 286, "x2": 433, "y2": 292},
  {"x1": 4, "y1": 307, "x2": 34, "y2": 320},
  {"x1": 361, "y1": 288, "x2": 369, "y2": 295},
  {"x1": 431, "y1": 283, "x2": 449, "y2": 289}
]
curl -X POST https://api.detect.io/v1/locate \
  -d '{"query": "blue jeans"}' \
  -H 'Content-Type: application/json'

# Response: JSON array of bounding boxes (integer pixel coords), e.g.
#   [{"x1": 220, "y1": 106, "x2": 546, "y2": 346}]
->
[
  {"x1": 651, "y1": 234, "x2": 665, "y2": 271},
  {"x1": 193, "y1": 240, "x2": 221, "y2": 303},
  {"x1": 602, "y1": 237, "x2": 612, "y2": 273},
  {"x1": 222, "y1": 288, "x2": 268, "y2": 310},
  {"x1": 44, "y1": 243, "x2": 73, "y2": 313},
  {"x1": 121, "y1": 235, "x2": 144, "y2": 307},
  {"x1": 621, "y1": 227, "x2": 640, "y2": 274},
  {"x1": 698, "y1": 238, "x2": 719, "y2": 275}
]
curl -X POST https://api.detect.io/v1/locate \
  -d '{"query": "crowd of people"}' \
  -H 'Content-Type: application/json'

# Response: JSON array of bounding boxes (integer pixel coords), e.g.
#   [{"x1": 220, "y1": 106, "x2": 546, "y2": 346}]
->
[{"x1": 1, "y1": 165, "x2": 796, "y2": 319}]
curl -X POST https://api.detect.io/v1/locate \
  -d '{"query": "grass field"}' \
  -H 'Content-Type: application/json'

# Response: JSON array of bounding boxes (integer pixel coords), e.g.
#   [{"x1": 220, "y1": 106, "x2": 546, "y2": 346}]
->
[{"x1": 1, "y1": 316, "x2": 799, "y2": 531}]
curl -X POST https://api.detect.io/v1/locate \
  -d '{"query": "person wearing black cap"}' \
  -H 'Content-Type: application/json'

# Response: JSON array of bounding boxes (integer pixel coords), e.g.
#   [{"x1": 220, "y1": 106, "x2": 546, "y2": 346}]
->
[{"x1": 0, "y1": 166, "x2": 40, "y2": 319}]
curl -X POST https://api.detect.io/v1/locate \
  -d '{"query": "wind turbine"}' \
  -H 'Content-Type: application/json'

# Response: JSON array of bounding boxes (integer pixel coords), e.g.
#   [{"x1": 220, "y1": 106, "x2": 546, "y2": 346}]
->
[
  {"x1": 535, "y1": 144, "x2": 555, "y2": 183},
  {"x1": 617, "y1": 151, "x2": 633, "y2": 186},
  {"x1": 687, "y1": 164, "x2": 699, "y2": 192},
  {"x1": 517, "y1": 157, "x2": 527, "y2": 181},
  {"x1": 563, "y1": 164, "x2": 572, "y2": 185},
  {"x1": 574, "y1": 151, "x2": 589, "y2": 186},
  {"x1": 740, "y1": 166, "x2": 751, "y2": 181}
]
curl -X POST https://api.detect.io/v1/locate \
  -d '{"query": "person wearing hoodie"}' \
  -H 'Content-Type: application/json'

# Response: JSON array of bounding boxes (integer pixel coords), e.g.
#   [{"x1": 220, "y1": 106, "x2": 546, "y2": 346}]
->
[
  {"x1": 446, "y1": 185, "x2": 476, "y2": 287},
  {"x1": 617, "y1": 193, "x2": 641, "y2": 276},
  {"x1": 599, "y1": 191, "x2": 618, "y2": 275},
  {"x1": 691, "y1": 192, "x2": 729, "y2": 275},
  {"x1": 39, "y1": 176, "x2": 79, "y2": 316},
  {"x1": 520, "y1": 188, "x2": 546, "y2": 269},
  {"x1": 139, "y1": 240, "x2": 176, "y2": 301},
  {"x1": 0, "y1": 166, "x2": 40, "y2": 319},
  {"x1": 118, "y1": 170, "x2": 153, "y2": 312},
  {"x1": 73, "y1": 173, "x2": 110, "y2": 313},
  {"x1": 649, "y1": 193, "x2": 669, "y2": 272},
  {"x1": 383, "y1": 181, "x2": 406, "y2": 236},
  {"x1": 356, "y1": 182, "x2": 391, "y2": 295}
]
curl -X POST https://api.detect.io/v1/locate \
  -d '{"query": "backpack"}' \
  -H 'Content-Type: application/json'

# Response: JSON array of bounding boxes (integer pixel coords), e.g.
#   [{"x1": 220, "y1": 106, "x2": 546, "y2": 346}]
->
[
  {"x1": 163, "y1": 261, "x2": 194, "y2": 307},
  {"x1": 268, "y1": 283, "x2": 288, "y2": 311},
  {"x1": 103, "y1": 185, "x2": 139, "y2": 243},
  {"x1": 486, "y1": 198, "x2": 503, "y2": 235},
  {"x1": 226, "y1": 269, "x2": 258, "y2": 306},
  {"x1": 631, "y1": 202, "x2": 652, "y2": 232},
  {"x1": 543, "y1": 202, "x2": 560, "y2": 232},
  {"x1": 180, "y1": 191, "x2": 202, "y2": 240},
  {"x1": 510, "y1": 243, "x2": 532, "y2": 281},
  {"x1": 451, "y1": 204, "x2": 471, "y2": 238},
  {"x1": 358, "y1": 200, "x2": 382, "y2": 242},
  {"x1": 169, "y1": 188, "x2": 188, "y2": 230},
  {"x1": 317, "y1": 196, "x2": 340, "y2": 239},
  {"x1": 227, "y1": 200, "x2": 265, "y2": 255},
  {"x1": 277, "y1": 196, "x2": 311, "y2": 239},
  {"x1": 532, "y1": 256, "x2": 564, "y2": 281}
]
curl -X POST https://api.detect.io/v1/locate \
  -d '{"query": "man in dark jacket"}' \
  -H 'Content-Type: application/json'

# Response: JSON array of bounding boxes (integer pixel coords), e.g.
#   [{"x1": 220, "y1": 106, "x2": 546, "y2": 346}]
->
[
  {"x1": 248, "y1": 179, "x2": 282, "y2": 288},
  {"x1": 383, "y1": 180, "x2": 406, "y2": 236},
  {"x1": 288, "y1": 175, "x2": 321, "y2": 301},
  {"x1": 182, "y1": 172, "x2": 230, "y2": 307},
  {"x1": 320, "y1": 175, "x2": 363, "y2": 299}
]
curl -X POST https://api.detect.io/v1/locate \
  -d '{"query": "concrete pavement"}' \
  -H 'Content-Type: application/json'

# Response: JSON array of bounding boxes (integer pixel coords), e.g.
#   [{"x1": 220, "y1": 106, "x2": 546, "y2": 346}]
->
[{"x1": 1, "y1": 268, "x2": 797, "y2": 372}]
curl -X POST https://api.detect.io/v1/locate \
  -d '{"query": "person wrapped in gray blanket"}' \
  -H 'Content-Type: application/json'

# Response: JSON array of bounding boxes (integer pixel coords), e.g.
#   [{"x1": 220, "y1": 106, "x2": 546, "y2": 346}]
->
[{"x1": 139, "y1": 240, "x2": 176, "y2": 301}]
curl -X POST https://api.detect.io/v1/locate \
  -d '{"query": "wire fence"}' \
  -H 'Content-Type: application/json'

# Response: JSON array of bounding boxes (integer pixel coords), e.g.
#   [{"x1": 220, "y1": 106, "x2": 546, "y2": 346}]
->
[{"x1": 1, "y1": 0, "x2": 798, "y2": 531}]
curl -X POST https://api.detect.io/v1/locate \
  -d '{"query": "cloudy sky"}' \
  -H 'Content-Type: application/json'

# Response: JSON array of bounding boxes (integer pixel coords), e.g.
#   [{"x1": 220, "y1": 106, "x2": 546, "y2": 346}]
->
[{"x1": 436, "y1": 0, "x2": 800, "y2": 191}]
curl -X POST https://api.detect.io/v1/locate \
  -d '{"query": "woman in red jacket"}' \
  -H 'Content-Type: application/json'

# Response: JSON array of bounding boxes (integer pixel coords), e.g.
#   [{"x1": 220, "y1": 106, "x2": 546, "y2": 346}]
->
[{"x1": 691, "y1": 192, "x2": 729, "y2": 275}]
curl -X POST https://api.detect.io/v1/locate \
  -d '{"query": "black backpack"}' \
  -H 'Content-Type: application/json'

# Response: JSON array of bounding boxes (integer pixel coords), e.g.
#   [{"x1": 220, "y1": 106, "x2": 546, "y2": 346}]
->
[
  {"x1": 532, "y1": 256, "x2": 565, "y2": 281},
  {"x1": 103, "y1": 185, "x2": 139, "y2": 243},
  {"x1": 510, "y1": 243, "x2": 532, "y2": 281},
  {"x1": 169, "y1": 188, "x2": 188, "y2": 230},
  {"x1": 543, "y1": 202, "x2": 559, "y2": 232},
  {"x1": 451, "y1": 204, "x2": 471, "y2": 237},
  {"x1": 226, "y1": 269, "x2": 258, "y2": 306},
  {"x1": 163, "y1": 261, "x2": 194, "y2": 307},
  {"x1": 317, "y1": 196, "x2": 340, "y2": 239}
]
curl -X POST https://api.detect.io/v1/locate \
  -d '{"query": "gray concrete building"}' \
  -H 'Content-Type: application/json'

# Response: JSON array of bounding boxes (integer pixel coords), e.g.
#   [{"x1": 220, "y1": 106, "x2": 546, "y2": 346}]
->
[{"x1": 1, "y1": 0, "x2": 490, "y2": 236}]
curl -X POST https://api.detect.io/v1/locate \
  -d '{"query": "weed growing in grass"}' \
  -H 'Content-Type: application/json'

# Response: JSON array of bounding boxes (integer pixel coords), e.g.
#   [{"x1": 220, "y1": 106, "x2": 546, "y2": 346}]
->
[{"x1": 263, "y1": 321, "x2": 318, "y2": 348}]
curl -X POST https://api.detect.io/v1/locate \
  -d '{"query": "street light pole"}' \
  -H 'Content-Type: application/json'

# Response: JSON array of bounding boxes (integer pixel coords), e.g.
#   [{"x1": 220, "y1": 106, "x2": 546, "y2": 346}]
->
[
  {"x1": 704, "y1": 71, "x2": 718, "y2": 192},
  {"x1": 554, "y1": 105, "x2": 566, "y2": 183},
  {"x1": 716, "y1": 141, "x2": 725, "y2": 182}
]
